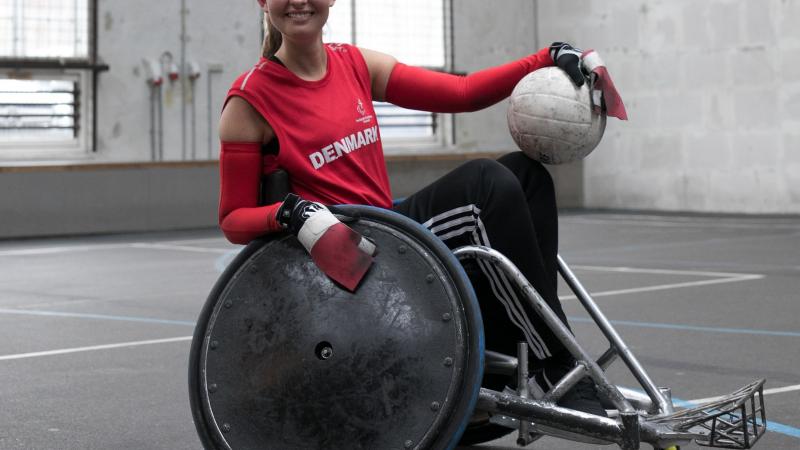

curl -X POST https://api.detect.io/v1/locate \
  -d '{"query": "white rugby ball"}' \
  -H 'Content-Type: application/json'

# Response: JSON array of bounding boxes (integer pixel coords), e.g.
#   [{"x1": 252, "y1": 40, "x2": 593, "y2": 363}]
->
[{"x1": 507, "y1": 67, "x2": 605, "y2": 165}]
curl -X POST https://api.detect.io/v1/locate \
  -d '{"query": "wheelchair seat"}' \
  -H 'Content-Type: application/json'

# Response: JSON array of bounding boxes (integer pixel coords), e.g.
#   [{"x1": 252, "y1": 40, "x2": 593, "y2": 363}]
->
[{"x1": 189, "y1": 205, "x2": 484, "y2": 450}]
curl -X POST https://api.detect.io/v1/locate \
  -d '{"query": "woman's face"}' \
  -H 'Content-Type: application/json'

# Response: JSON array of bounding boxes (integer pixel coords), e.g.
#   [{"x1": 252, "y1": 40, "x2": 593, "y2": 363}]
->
[{"x1": 263, "y1": 0, "x2": 334, "y2": 43}]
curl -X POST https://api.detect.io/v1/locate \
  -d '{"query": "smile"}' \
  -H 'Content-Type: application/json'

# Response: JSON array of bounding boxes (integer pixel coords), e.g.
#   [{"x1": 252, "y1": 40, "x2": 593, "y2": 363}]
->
[{"x1": 286, "y1": 11, "x2": 314, "y2": 19}]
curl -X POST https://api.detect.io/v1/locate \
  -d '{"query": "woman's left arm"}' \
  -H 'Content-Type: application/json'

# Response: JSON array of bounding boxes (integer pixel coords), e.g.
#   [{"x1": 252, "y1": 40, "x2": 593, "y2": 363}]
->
[{"x1": 359, "y1": 46, "x2": 555, "y2": 113}]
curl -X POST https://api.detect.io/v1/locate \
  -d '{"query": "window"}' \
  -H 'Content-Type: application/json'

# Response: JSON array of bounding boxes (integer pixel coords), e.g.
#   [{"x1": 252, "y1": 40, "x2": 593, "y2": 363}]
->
[
  {"x1": 0, "y1": 0, "x2": 95, "y2": 157},
  {"x1": 325, "y1": 0, "x2": 452, "y2": 147},
  {"x1": 0, "y1": 77, "x2": 81, "y2": 143},
  {"x1": 1, "y1": 0, "x2": 90, "y2": 59}
]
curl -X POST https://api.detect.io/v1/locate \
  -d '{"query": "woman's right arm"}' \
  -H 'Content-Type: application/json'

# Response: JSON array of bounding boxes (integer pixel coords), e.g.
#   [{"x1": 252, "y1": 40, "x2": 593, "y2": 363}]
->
[
  {"x1": 360, "y1": 46, "x2": 554, "y2": 113},
  {"x1": 217, "y1": 97, "x2": 283, "y2": 244}
]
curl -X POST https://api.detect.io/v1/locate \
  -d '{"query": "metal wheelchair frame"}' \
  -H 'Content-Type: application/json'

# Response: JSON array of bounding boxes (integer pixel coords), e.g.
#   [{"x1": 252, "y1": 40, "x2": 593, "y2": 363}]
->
[
  {"x1": 190, "y1": 205, "x2": 767, "y2": 450},
  {"x1": 455, "y1": 245, "x2": 766, "y2": 450}
]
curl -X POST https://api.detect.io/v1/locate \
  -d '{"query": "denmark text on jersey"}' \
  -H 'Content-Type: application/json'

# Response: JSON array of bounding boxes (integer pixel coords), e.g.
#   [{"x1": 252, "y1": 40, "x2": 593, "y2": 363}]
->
[{"x1": 308, "y1": 125, "x2": 380, "y2": 170}]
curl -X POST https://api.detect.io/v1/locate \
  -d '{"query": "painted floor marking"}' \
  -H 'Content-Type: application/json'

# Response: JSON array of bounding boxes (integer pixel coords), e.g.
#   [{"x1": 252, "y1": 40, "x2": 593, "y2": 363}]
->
[
  {"x1": 20, "y1": 288, "x2": 203, "y2": 309},
  {"x1": 0, "y1": 308, "x2": 195, "y2": 326},
  {"x1": 569, "y1": 265, "x2": 762, "y2": 278},
  {"x1": 215, "y1": 249, "x2": 240, "y2": 272},
  {"x1": 567, "y1": 316, "x2": 800, "y2": 338},
  {"x1": 559, "y1": 265, "x2": 763, "y2": 301},
  {"x1": 0, "y1": 243, "x2": 132, "y2": 256},
  {"x1": 561, "y1": 215, "x2": 800, "y2": 230},
  {"x1": 688, "y1": 384, "x2": 800, "y2": 404},
  {"x1": 156, "y1": 237, "x2": 226, "y2": 245},
  {"x1": 0, "y1": 336, "x2": 192, "y2": 362},
  {"x1": 129, "y1": 242, "x2": 230, "y2": 254},
  {"x1": 0, "y1": 241, "x2": 236, "y2": 257}
]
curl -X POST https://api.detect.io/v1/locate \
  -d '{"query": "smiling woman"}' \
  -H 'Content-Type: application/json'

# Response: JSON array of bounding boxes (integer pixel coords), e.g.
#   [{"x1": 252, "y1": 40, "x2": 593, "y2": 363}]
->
[
  {"x1": 219, "y1": 0, "x2": 610, "y2": 432},
  {"x1": 260, "y1": 0, "x2": 334, "y2": 64}
]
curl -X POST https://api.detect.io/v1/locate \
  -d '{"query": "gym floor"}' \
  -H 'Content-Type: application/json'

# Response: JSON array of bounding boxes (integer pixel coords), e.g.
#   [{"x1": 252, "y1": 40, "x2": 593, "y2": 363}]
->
[{"x1": 0, "y1": 211, "x2": 797, "y2": 449}]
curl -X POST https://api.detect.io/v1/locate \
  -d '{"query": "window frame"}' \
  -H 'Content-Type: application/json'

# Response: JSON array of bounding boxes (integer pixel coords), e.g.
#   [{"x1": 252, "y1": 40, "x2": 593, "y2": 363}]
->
[
  {"x1": 0, "y1": 0, "x2": 103, "y2": 160},
  {"x1": 0, "y1": 69, "x2": 92, "y2": 159},
  {"x1": 327, "y1": 0, "x2": 455, "y2": 154}
]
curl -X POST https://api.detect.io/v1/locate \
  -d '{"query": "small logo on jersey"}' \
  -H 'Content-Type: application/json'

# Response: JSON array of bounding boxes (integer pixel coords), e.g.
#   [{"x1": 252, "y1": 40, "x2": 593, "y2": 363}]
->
[{"x1": 355, "y1": 98, "x2": 373, "y2": 124}]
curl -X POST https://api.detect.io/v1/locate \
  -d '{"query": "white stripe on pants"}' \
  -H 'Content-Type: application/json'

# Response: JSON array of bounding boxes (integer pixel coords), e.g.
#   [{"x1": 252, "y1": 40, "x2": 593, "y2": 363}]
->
[{"x1": 423, "y1": 204, "x2": 552, "y2": 359}]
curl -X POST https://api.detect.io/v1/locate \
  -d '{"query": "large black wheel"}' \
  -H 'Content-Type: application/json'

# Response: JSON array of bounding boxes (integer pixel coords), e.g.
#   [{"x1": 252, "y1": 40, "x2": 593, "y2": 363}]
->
[{"x1": 189, "y1": 206, "x2": 484, "y2": 450}]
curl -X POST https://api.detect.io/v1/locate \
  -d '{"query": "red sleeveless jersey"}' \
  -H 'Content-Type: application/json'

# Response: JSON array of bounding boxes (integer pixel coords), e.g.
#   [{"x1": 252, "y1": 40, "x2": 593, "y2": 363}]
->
[{"x1": 227, "y1": 43, "x2": 393, "y2": 209}]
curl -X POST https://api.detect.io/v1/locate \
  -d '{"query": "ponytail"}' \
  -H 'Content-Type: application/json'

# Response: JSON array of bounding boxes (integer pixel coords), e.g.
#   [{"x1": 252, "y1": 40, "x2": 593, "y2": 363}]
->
[{"x1": 262, "y1": 12, "x2": 283, "y2": 59}]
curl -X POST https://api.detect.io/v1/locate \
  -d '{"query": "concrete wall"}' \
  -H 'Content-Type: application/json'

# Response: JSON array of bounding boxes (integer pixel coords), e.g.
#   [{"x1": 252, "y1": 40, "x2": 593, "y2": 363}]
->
[
  {"x1": 93, "y1": 0, "x2": 543, "y2": 162},
  {"x1": 1, "y1": 0, "x2": 583, "y2": 238},
  {"x1": 451, "y1": 0, "x2": 536, "y2": 153},
  {"x1": 0, "y1": 163, "x2": 219, "y2": 238},
  {"x1": 95, "y1": 0, "x2": 263, "y2": 162},
  {"x1": 391, "y1": 0, "x2": 583, "y2": 207},
  {"x1": 0, "y1": 2, "x2": 265, "y2": 238},
  {"x1": 25, "y1": 1, "x2": 800, "y2": 237},
  {"x1": 0, "y1": 154, "x2": 577, "y2": 239},
  {"x1": 536, "y1": 0, "x2": 800, "y2": 214}
]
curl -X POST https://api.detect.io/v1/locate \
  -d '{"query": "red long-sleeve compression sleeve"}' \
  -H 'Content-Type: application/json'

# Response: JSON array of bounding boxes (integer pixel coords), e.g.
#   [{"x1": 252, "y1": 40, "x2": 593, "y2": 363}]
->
[
  {"x1": 385, "y1": 47, "x2": 553, "y2": 113},
  {"x1": 218, "y1": 141, "x2": 282, "y2": 244}
]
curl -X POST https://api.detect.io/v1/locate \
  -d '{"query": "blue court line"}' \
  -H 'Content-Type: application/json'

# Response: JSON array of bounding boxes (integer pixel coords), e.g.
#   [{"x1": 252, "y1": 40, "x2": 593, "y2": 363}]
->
[
  {"x1": 567, "y1": 317, "x2": 800, "y2": 338},
  {"x1": 5, "y1": 307, "x2": 798, "y2": 439},
  {"x1": 0, "y1": 308, "x2": 195, "y2": 327},
  {"x1": 215, "y1": 249, "x2": 239, "y2": 273},
  {"x1": 671, "y1": 397, "x2": 800, "y2": 440}
]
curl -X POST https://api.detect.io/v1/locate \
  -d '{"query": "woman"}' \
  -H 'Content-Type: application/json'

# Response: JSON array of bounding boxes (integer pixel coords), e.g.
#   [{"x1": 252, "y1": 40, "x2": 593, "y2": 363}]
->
[{"x1": 218, "y1": 0, "x2": 605, "y2": 416}]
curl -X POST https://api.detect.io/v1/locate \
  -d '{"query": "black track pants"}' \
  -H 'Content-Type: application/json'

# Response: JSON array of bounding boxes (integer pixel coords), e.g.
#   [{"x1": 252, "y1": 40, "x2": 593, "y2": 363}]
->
[{"x1": 393, "y1": 152, "x2": 569, "y2": 362}]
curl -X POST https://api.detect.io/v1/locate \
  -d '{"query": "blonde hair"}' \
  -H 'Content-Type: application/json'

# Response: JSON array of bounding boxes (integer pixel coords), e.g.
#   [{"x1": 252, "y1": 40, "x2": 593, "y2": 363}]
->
[{"x1": 262, "y1": 12, "x2": 282, "y2": 59}]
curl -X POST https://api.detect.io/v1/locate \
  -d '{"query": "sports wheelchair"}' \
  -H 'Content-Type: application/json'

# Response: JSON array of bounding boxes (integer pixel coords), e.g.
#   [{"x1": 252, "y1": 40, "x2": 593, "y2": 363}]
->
[{"x1": 189, "y1": 204, "x2": 766, "y2": 450}]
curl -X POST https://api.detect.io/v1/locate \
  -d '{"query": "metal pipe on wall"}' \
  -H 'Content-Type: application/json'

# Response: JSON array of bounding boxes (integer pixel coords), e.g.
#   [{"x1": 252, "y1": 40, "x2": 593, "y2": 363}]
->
[
  {"x1": 350, "y1": 1, "x2": 357, "y2": 45},
  {"x1": 532, "y1": 0, "x2": 540, "y2": 50},
  {"x1": 206, "y1": 63, "x2": 224, "y2": 160},
  {"x1": 206, "y1": 68, "x2": 213, "y2": 160},
  {"x1": 150, "y1": 83, "x2": 157, "y2": 160},
  {"x1": 158, "y1": 52, "x2": 174, "y2": 161},
  {"x1": 143, "y1": 59, "x2": 162, "y2": 161},
  {"x1": 188, "y1": 61, "x2": 201, "y2": 160},
  {"x1": 90, "y1": 0, "x2": 102, "y2": 153},
  {"x1": 191, "y1": 85, "x2": 196, "y2": 159},
  {"x1": 180, "y1": 0, "x2": 188, "y2": 160},
  {"x1": 157, "y1": 82, "x2": 163, "y2": 160}
]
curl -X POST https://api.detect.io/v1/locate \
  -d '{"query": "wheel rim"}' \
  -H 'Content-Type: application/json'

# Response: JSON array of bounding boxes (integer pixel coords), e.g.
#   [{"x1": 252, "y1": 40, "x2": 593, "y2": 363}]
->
[{"x1": 189, "y1": 206, "x2": 484, "y2": 449}]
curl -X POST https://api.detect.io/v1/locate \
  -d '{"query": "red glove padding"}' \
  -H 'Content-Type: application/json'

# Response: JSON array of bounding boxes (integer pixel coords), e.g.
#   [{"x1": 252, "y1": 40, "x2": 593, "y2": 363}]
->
[
  {"x1": 278, "y1": 194, "x2": 376, "y2": 291},
  {"x1": 581, "y1": 49, "x2": 628, "y2": 120},
  {"x1": 385, "y1": 47, "x2": 553, "y2": 113},
  {"x1": 218, "y1": 141, "x2": 282, "y2": 244}
]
